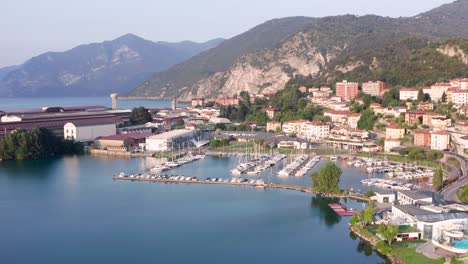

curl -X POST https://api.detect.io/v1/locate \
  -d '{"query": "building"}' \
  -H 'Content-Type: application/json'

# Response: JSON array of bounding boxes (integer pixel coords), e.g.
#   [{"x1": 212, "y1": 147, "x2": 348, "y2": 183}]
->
[
  {"x1": 362, "y1": 81, "x2": 386, "y2": 97},
  {"x1": 94, "y1": 133, "x2": 153, "y2": 152},
  {"x1": 64, "y1": 119, "x2": 116, "y2": 142},
  {"x1": 417, "y1": 102, "x2": 434, "y2": 111},
  {"x1": 386, "y1": 123, "x2": 405, "y2": 139},
  {"x1": 370, "y1": 191, "x2": 396, "y2": 204},
  {"x1": 347, "y1": 113, "x2": 361, "y2": 129},
  {"x1": 145, "y1": 129, "x2": 196, "y2": 152},
  {"x1": 422, "y1": 112, "x2": 445, "y2": 126},
  {"x1": 214, "y1": 97, "x2": 240, "y2": 106},
  {"x1": 324, "y1": 110, "x2": 351, "y2": 125},
  {"x1": 450, "y1": 89, "x2": 468, "y2": 106},
  {"x1": 413, "y1": 130, "x2": 431, "y2": 147},
  {"x1": 405, "y1": 111, "x2": 425, "y2": 125},
  {"x1": 384, "y1": 138, "x2": 401, "y2": 152},
  {"x1": 191, "y1": 98, "x2": 205, "y2": 107},
  {"x1": 399, "y1": 88, "x2": 419, "y2": 101},
  {"x1": 282, "y1": 120, "x2": 306, "y2": 135},
  {"x1": 459, "y1": 105, "x2": 468, "y2": 117},
  {"x1": 335, "y1": 80, "x2": 359, "y2": 101},
  {"x1": 298, "y1": 121, "x2": 330, "y2": 140},
  {"x1": 430, "y1": 131, "x2": 450, "y2": 150},
  {"x1": 430, "y1": 83, "x2": 451, "y2": 101},
  {"x1": 397, "y1": 190, "x2": 433, "y2": 205},
  {"x1": 430, "y1": 117, "x2": 452, "y2": 130},
  {"x1": 261, "y1": 107, "x2": 278, "y2": 120},
  {"x1": 329, "y1": 127, "x2": 369, "y2": 141},
  {"x1": 266, "y1": 121, "x2": 282, "y2": 132},
  {"x1": 450, "y1": 78, "x2": 468, "y2": 90},
  {"x1": 298, "y1": 86, "x2": 307, "y2": 93}
]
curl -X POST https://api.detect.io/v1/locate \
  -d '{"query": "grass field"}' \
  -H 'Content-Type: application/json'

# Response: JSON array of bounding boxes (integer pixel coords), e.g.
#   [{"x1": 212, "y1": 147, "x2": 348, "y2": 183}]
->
[{"x1": 393, "y1": 247, "x2": 444, "y2": 264}]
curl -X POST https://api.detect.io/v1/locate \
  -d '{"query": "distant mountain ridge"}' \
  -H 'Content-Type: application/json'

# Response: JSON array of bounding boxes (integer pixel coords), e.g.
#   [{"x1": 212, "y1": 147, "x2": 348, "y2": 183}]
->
[
  {"x1": 130, "y1": 0, "x2": 468, "y2": 100},
  {"x1": 0, "y1": 34, "x2": 224, "y2": 97}
]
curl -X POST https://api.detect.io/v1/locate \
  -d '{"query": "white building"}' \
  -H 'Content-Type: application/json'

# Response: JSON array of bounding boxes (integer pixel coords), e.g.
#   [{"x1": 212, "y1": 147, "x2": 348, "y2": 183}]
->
[
  {"x1": 64, "y1": 120, "x2": 116, "y2": 142},
  {"x1": 370, "y1": 191, "x2": 396, "y2": 204},
  {"x1": 430, "y1": 131, "x2": 450, "y2": 150},
  {"x1": 145, "y1": 129, "x2": 196, "y2": 152},
  {"x1": 397, "y1": 190, "x2": 433, "y2": 205},
  {"x1": 430, "y1": 83, "x2": 451, "y2": 101},
  {"x1": 451, "y1": 89, "x2": 468, "y2": 106},
  {"x1": 399, "y1": 88, "x2": 419, "y2": 101},
  {"x1": 384, "y1": 138, "x2": 401, "y2": 152},
  {"x1": 282, "y1": 120, "x2": 306, "y2": 135},
  {"x1": 298, "y1": 121, "x2": 330, "y2": 140}
]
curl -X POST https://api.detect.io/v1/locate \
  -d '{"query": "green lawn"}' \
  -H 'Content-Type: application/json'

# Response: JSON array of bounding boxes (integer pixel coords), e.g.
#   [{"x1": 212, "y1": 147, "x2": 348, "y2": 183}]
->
[{"x1": 393, "y1": 248, "x2": 444, "y2": 264}]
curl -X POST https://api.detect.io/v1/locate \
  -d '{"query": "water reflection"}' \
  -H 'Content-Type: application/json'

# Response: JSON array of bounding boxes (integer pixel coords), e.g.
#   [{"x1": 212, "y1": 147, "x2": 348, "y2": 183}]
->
[{"x1": 310, "y1": 195, "x2": 341, "y2": 227}]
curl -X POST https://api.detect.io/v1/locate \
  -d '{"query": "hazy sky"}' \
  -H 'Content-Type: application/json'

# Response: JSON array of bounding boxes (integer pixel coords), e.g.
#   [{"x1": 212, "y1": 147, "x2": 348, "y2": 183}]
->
[{"x1": 0, "y1": 0, "x2": 454, "y2": 67}]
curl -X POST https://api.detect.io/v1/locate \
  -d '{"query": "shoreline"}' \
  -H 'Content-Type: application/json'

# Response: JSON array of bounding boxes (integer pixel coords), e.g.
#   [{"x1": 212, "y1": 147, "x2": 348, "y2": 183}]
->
[{"x1": 350, "y1": 225, "x2": 401, "y2": 264}]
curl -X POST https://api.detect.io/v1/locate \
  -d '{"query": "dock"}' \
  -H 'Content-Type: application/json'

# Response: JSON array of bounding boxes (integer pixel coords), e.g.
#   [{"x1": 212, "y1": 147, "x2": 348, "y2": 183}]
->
[
  {"x1": 111, "y1": 176, "x2": 369, "y2": 202},
  {"x1": 328, "y1": 203, "x2": 359, "y2": 216}
]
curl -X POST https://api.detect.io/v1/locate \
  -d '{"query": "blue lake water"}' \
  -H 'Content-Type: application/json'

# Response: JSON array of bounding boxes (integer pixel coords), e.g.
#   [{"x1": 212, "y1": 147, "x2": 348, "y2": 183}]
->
[
  {"x1": 0, "y1": 155, "x2": 387, "y2": 264},
  {"x1": 0, "y1": 97, "x2": 185, "y2": 110}
]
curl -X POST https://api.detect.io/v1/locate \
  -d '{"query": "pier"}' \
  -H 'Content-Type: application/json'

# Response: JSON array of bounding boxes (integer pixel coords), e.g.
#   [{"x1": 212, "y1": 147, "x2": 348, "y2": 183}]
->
[{"x1": 111, "y1": 176, "x2": 369, "y2": 202}]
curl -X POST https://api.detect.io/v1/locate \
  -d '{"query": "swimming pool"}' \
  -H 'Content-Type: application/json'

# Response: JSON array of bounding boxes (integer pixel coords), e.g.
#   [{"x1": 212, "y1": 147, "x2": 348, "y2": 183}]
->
[{"x1": 453, "y1": 240, "x2": 468, "y2": 249}]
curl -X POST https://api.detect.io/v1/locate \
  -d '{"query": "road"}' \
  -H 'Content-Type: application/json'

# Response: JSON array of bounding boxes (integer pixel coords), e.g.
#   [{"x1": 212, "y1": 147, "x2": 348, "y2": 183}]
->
[{"x1": 441, "y1": 151, "x2": 467, "y2": 203}]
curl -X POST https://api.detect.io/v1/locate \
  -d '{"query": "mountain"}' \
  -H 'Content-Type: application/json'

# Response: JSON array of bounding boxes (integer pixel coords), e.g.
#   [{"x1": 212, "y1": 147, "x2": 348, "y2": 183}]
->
[
  {"x1": 0, "y1": 65, "x2": 20, "y2": 80},
  {"x1": 0, "y1": 34, "x2": 224, "y2": 97},
  {"x1": 130, "y1": 0, "x2": 468, "y2": 100}
]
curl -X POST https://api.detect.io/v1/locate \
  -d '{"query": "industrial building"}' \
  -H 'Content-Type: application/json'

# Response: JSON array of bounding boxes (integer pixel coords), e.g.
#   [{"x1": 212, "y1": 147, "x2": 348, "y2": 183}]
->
[{"x1": 145, "y1": 129, "x2": 196, "y2": 152}]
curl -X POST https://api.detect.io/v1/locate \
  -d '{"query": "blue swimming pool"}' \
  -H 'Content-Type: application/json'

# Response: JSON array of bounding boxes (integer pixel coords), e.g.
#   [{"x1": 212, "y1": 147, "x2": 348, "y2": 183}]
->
[{"x1": 453, "y1": 240, "x2": 468, "y2": 249}]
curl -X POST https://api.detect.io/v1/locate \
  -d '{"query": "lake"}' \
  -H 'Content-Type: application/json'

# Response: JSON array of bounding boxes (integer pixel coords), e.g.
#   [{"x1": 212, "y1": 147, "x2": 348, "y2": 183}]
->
[{"x1": 0, "y1": 155, "x2": 387, "y2": 264}]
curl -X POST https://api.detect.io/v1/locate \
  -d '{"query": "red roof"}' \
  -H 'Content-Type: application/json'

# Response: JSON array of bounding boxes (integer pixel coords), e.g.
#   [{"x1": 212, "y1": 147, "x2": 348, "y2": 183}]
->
[{"x1": 387, "y1": 123, "x2": 403, "y2": 129}]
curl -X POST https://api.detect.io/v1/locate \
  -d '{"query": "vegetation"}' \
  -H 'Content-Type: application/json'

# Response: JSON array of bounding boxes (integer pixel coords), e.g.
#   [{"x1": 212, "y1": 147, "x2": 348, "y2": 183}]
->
[
  {"x1": 364, "y1": 190, "x2": 376, "y2": 198},
  {"x1": 357, "y1": 109, "x2": 376, "y2": 130},
  {"x1": 310, "y1": 162, "x2": 342, "y2": 193},
  {"x1": 209, "y1": 139, "x2": 230, "y2": 148},
  {"x1": 433, "y1": 166, "x2": 444, "y2": 191},
  {"x1": 377, "y1": 224, "x2": 399, "y2": 245},
  {"x1": 393, "y1": 247, "x2": 444, "y2": 264},
  {"x1": 457, "y1": 185, "x2": 468, "y2": 203},
  {"x1": 0, "y1": 128, "x2": 83, "y2": 161},
  {"x1": 398, "y1": 148, "x2": 443, "y2": 162},
  {"x1": 129, "y1": 107, "x2": 153, "y2": 125}
]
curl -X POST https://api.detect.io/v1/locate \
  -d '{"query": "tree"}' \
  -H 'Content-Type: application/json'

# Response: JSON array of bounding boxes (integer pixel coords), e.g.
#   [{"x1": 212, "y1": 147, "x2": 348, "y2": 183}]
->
[
  {"x1": 377, "y1": 224, "x2": 399, "y2": 245},
  {"x1": 214, "y1": 123, "x2": 226, "y2": 131},
  {"x1": 417, "y1": 88, "x2": 424, "y2": 102},
  {"x1": 441, "y1": 92, "x2": 447, "y2": 103},
  {"x1": 310, "y1": 162, "x2": 342, "y2": 193},
  {"x1": 357, "y1": 109, "x2": 376, "y2": 130},
  {"x1": 130, "y1": 107, "x2": 152, "y2": 125},
  {"x1": 364, "y1": 190, "x2": 376, "y2": 198},
  {"x1": 433, "y1": 166, "x2": 444, "y2": 191}
]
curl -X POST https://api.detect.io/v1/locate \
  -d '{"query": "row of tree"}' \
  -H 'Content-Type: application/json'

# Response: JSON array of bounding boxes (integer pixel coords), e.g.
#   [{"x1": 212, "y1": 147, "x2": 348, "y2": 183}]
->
[{"x1": 0, "y1": 127, "x2": 83, "y2": 161}]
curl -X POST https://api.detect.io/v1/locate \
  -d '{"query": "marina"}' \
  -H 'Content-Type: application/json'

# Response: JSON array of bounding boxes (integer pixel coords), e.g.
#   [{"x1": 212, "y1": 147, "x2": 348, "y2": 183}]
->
[
  {"x1": 230, "y1": 154, "x2": 287, "y2": 176},
  {"x1": 149, "y1": 154, "x2": 205, "y2": 173},
  {"x1": 360, "y1": 178, "x2": 416, "y2": 191}
]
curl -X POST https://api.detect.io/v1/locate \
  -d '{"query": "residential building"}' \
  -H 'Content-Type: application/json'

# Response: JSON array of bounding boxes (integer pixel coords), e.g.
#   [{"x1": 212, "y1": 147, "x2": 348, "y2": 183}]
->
[
  {"x1": 413, "y1": 130, "x2": 431, "y2": 147},
  {"x1": 362, "y1": 81, "x2": 386, "y2": 97},
  {"x1": 298, "y1": 121, "x2": 330, "y2": 140},
  {"x1": 329, "y1": 127, "x2": 369, "y2": 141},
  {"x1": 324, "y1": 110, "x2": 351, "y2": 125},
  {"x1": 370, "y1": 191, "x2": 396, "y2": 204},
  {"x1": 347, "y1": 113, "x2": 361, "y2": 129},
  {"x1": 430, "y1": 131, "x2": 450, "y2": 150},
  {"x1": 384, "y1": 138, "x2": 402, "y2": 152},
  {"x1": 405, "y1": 111, "x2": 425, "y2": 125},
  {"x1": 430, "y1": 83, "x2": 451, "y2": 101},
  {"x1": 191, "y1": 98, "x2": 205, "y2": 107},
  {"x1": 282, "y1": 120, "x2": 306, "y2": 135},
  {"x1": 458, "y1": 105, "x2": 468, "y2": 117},
  {"x1": 417, "y1": 102, "x2": 434, "y2": 111},
  {"x1": 422, "y1": 112, "x2": 446, "y2": 126},
  {"x1": 455, "y1": 120, "x2": 468, "y2": 134},
  {"x1": 399, "y1": 88, "x2": 419, "y2": 101},
  {"x1": 145, "y1": 129, "x2": 196, "y2": 152},
  {"x1": 261, "y1": 107, "x2": 278, "y2": 120},
  {"x1": 370, "y1": 103, "x2": 384, "y2": 115},
  {"x1": 335, "y1": 80, "x2": 359, "y2": 101},
  {"x1": 383, "y1": 106, "x2": 407, "y2": 118},
  {"x1": 386, "y1": 123, "x2": 405, "y2": 139},
  {"x1": 431, "y1": 117, "x2": 452, "y2": 130},
  {"x1": 266, "y1": 121, "x2": 282, "y2": 132},
  {"x1": 450, "y1": 78, "x2": 468, "y2": 90},
  {"x1": 64, "y1": 119, "x2": 116, "y2": 142},
  {"x1": 450, "y1": 89, "x2": 468, "y2": 106},
  {"x1": 214, "y1": 97, "x2": 240, "y2": 106}
]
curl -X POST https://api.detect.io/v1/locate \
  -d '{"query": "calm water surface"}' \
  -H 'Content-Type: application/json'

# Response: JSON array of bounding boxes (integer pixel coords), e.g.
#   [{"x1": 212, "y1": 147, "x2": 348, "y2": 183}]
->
[{"x1": 0, "y1": 155, "x2": 387, "y2": 264}]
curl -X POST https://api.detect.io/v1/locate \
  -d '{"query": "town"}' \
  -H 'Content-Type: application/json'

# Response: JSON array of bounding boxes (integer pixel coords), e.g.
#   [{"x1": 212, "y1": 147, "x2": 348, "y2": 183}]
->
[{"x1": 0, "y1": 78, "x2": 467, "y2": 263}]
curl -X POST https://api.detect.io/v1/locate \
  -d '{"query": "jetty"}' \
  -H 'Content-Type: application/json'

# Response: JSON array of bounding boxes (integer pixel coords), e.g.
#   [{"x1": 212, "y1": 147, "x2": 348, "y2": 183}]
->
[
  {"x1": 111, "y1": 174, "x2": 369, "y2": 202},
  {"x1": 328, "y1": 203, "x2": 359, "y2": 216}
]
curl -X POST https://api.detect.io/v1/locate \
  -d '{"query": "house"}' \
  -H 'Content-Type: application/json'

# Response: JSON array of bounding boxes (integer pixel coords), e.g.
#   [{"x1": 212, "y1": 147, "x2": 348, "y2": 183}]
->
[
  {"x1": 458, "y1": 105, "x2": 468, "y2": 116},
  {"x1": 297, "y1": 121, "x2": 330, "y2": 140},
  {"x1": 450, "y1": 78, "x2": 468, "y2": 90},
  {"x1": 422, "y1": 112, "x2": 445, "y2": 126},
  {"x1": 430, "y1": 117, "x2": 452, "y2": 130},
  {"x1": 386, "y1": 123, "x2": 405, "y2": 139},
  {"x1": 266, "y1": 121, "x2": 282, "y2": 132},
  {"x1": 324, "y1": 110, "x2": 351, "y2": 125},
  {"x1": 430, "y1": 131, "x2": 450, "y2": 150},
  {"x1": 399, "y1": 88, "x2": 419, "y2": 101},
  {"x1": 261, "y1": 107, "x2": 278, "y2": 119},
  {"x1": 450, "y1": 89, "x2": 468, "y2": 106},
  {"x1": 64, "y1": 119, "x2": 116, "y2": 142},
  {"x1": 417, "y1": 102, "x2": 434, "y2": 111},
  {"x1": 413, "y1": 130, "x2": 431, "y2": 147},
  {"x1": 405, "y1": 111, "x2": 425, "y2": 125},
  {"x1": 214, "y1": 97, "x2": 240, "y2": 106},
  {"x1": 384, "y1": 138, "x2": 401, "y2": 152},
  {"x1": 282, "y1": 120, "x2": 307, "y2": 135},
  {"x1": 430, "y1": 83, "x2": 451, "y2": 101},
  {"x1": 347, "y1": 113, "x2": 361, "y2": 129}
]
